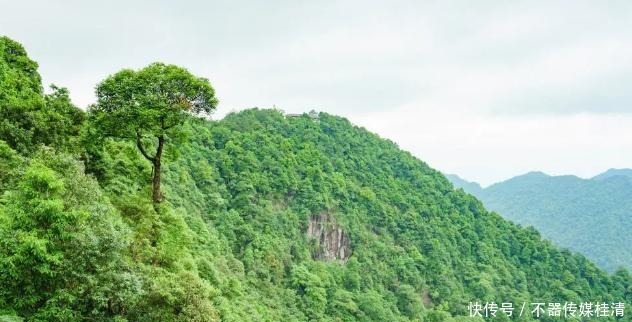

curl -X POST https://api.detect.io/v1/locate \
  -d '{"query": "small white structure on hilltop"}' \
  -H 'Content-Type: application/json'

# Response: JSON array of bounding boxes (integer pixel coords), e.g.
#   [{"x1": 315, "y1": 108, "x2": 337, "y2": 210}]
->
[{"x1": 285, "y1": 110, "x2": 320, "y2": 121}]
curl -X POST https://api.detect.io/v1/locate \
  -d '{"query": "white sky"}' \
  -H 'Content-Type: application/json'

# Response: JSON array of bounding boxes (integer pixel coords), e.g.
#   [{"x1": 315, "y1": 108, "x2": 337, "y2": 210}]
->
[{"x1": 2, "y1": 0, "x2": 632, "y2": 186}]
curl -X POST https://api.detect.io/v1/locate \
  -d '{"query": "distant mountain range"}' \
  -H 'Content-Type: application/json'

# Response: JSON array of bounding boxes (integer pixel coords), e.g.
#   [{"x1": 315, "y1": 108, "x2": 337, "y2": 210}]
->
[{"x1": 447, "y1": 169, "x2": 632, "y2": 272}]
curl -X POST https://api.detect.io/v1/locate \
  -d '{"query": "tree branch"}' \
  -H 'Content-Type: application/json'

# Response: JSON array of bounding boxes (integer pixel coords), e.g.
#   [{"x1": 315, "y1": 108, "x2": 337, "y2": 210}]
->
[{"x1": 136, "y1": 132, "x2": 156, "y2": 162}]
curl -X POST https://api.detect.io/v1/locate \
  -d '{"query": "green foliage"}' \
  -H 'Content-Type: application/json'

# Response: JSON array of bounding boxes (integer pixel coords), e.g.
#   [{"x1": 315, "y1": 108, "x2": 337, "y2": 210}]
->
[
  {"x1": 39, "y1": 86, "x2": 85, "y2": 153},
  {"x1": 0, "y1": 140, "x2": 23, "y2": 192},
  {"x1": 0, "y1": 149, "x2": 136, "y2": 321},
  {"x1": 0, "y1": 36, "x2": 84, "y2": 154},
  {"x1": 0, "y1": 36, "x2": 44, "y2": 152},
  {"x1": 91, "y1": 62, "x2": 218, "y2": 141}
]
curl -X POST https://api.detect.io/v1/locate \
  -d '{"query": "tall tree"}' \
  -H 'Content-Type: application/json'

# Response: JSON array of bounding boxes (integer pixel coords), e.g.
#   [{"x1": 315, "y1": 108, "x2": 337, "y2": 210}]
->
[{"x1": 91, "y1": 63, "x2": 218, "y2": 204}]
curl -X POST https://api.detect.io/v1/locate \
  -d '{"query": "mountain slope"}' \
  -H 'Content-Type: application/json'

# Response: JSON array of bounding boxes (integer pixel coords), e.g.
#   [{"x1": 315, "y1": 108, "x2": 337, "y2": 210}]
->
[
  {"x1": 126, "y1": 110, "x2": 620, "y2": 320},
  {"x1": 1, "y1": 37, "x2": 630, "y2": 321},
  {"x1": 448, "y1": 172, "x2": 632, "y2": 272},
  {"x1": 152, "y1": 109, "x2": 632, "y2": 320}
]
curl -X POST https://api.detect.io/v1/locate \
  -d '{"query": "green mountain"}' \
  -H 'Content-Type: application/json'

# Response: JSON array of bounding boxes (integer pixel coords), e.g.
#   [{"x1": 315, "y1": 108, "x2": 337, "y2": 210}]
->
[
  {"x1": 1, "y1": 36, "x2": 631, "y2": 321},
  {"x1": 448, "y1": 172, "x2": 632, "y2": 273}
]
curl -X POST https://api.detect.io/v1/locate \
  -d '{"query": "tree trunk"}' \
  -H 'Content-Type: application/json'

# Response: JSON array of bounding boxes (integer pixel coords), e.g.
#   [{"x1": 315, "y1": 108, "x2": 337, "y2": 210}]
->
[{"x1": 152, "y1": 135, "x2": 165, "y2": 204}]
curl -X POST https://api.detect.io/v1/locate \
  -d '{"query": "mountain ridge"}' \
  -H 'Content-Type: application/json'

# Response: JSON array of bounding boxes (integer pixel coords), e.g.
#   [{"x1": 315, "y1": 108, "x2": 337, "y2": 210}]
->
[{"x1": 448, "y1": 170, "x2": 632, "y2": 272}]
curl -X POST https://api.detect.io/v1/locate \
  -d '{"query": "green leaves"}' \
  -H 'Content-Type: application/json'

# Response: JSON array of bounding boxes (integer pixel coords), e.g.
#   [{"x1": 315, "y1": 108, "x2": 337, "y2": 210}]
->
[
  {"x1": 0, "y1": 150, "x2": 133, "y2": 320},
  {"x1": 1, "y1": 37, "x2": 84, "y2": 155},
  {"x1": 0, "y1": 140, "x2": 23, "y2": 192},
  {"x1": 0, "y1": 36, "x2": 44, "y2": 153},
  {"x1": 92, "y1": 62, "x2": 218, "y2": 140}
]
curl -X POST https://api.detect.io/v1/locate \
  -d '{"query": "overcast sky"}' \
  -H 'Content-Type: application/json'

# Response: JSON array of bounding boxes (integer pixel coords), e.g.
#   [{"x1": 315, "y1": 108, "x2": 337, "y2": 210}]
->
[{"x1": 2, "y1": 0, "x2": 632, "y2": 186}]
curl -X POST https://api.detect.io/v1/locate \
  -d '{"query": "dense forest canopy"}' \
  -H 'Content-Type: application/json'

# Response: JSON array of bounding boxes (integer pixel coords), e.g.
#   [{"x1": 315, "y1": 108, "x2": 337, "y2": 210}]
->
[{"x1": 0, "y1": 36, "x2": 630, "y2": 321}]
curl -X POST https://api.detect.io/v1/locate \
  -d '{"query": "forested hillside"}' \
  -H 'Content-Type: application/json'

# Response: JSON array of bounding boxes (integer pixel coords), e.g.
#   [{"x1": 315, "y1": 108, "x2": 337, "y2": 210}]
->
[
  {"x1": 448, "y1": 172, "x2": 632, "y2": 273},
  {"x1": 1, "y1": 36, "x2": 631, "y2": 321}
]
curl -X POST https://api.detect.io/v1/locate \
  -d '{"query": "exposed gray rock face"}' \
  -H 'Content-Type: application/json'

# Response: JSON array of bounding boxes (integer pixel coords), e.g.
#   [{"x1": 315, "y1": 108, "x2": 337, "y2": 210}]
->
[{"x1": 307, "y1": 213, "x2": 350, "y2": 261}]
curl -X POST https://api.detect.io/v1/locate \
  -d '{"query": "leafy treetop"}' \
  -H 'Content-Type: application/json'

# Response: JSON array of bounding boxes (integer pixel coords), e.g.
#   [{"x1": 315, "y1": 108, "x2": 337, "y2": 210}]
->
[{"x1": 91, "y1": 62, "x2": 218, "y2": 203}]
